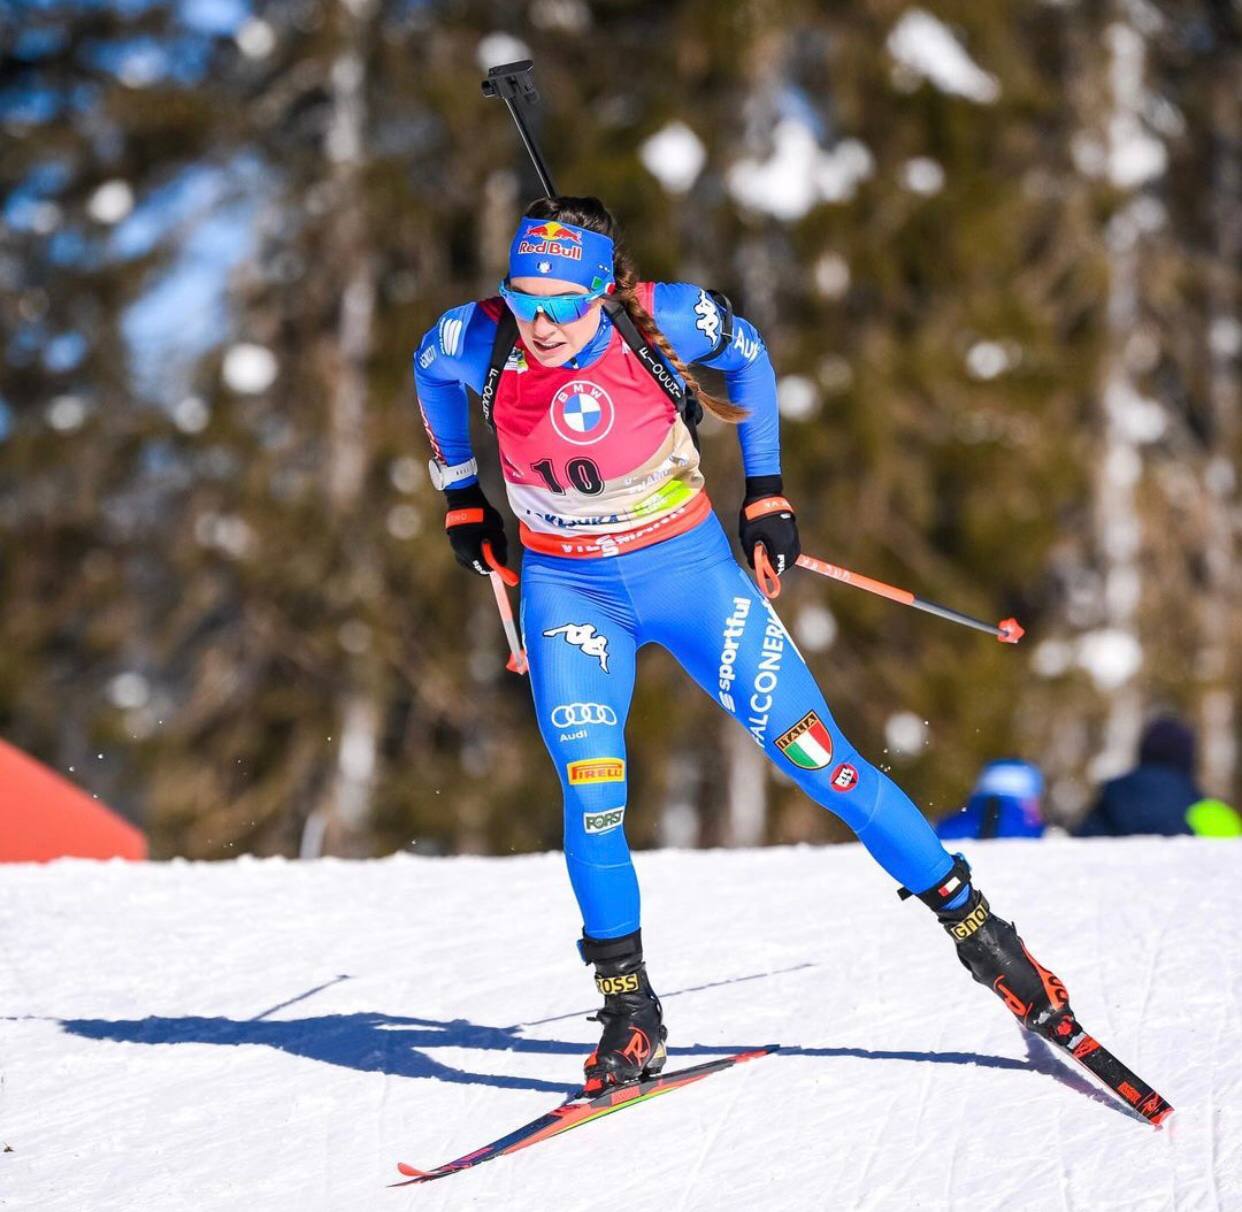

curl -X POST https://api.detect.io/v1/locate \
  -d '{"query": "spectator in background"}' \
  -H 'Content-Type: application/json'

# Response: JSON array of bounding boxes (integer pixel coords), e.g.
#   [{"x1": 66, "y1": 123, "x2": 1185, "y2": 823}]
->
[
  {"x1": 1076, "y1": 715, "x2": 1242, "y2": 838},
  {"x1": 936, "y1": 759, "x2": 1045, "y2": 840}
]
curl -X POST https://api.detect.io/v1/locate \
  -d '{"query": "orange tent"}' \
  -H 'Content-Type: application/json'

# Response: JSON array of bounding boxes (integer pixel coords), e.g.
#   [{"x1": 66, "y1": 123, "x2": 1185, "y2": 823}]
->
[{"x1": 0, "y1": 738, "x2": 147, "y2": 861}]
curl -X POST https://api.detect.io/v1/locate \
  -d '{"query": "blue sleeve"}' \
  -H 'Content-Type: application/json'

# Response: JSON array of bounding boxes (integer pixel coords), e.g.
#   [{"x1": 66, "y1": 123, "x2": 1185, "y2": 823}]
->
[
  {"x1": 412, "y1": 302, "x2": 498, "y2": 487},
  {"x1": 652, "y1": 281, "x2": 781, "y2": 478}
]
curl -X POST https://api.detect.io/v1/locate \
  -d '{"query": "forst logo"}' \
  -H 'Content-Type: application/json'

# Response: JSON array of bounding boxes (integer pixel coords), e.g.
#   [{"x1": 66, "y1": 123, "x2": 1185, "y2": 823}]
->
[{"x1": 584, "y1": 807, "x2": 625, "y2": 834}]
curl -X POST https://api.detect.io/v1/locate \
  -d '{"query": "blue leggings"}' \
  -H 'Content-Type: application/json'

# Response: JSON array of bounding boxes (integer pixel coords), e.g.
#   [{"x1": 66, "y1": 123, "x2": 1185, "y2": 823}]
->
[{"x1": 520, "y1": 514, "x2": 959, "y2": 939}]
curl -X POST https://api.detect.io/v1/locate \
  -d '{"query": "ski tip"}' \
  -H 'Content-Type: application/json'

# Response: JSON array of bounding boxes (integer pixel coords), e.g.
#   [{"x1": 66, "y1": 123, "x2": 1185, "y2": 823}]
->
[
  {"x1": 395, "y1": 1162, "x2": 428, "y2": 1178},
  {"x1": 1148, "y1": 1102, "x2": 1174, "y2": 1127}
]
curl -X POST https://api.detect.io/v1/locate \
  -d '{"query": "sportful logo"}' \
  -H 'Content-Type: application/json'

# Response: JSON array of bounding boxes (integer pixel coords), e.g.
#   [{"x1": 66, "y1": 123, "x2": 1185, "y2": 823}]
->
[
  {"x1": 543, "y1": 623, "x2": 610, "y2": 672},
  {"x1": 694, "y1": 290, "x2": 720, "y2": 345},
  {"x1": 439, "y1": 314, "x2": 464, "y2": 357},
  {"x1": 717, "y1": 596, "x2": 751, "y2": 712},
  {"x1": 551, "y1": 703, "x2": 618, "y2": 728},
  {"x1": 776, "y1": 710, "x2": 834, "y2": 770}
]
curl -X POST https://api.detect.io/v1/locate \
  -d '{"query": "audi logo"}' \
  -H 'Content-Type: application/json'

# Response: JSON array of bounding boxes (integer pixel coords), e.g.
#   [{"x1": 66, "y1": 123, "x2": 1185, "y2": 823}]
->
[{"x1": 550, "y1": 703, "x2": 618, "y2": 728}]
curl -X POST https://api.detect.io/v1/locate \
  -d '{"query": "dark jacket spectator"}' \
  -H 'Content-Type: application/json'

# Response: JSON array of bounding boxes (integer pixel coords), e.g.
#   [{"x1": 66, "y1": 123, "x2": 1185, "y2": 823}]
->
[{"x1": 1077, "y1": 716, "x2": 1203, "y2": 838}]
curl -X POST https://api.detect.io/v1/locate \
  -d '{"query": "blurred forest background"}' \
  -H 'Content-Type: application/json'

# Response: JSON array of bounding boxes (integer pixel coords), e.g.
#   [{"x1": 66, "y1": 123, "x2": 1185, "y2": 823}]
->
[{"x1": 1, "y1": 0, "x2": 1238, "y2": 860}]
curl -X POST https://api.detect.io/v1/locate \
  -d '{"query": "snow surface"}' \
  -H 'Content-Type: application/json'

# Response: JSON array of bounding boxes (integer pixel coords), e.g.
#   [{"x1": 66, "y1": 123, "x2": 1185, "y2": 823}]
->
[{"x1": 2, "y1": 838, "x2": 1238, "y2": 1211}]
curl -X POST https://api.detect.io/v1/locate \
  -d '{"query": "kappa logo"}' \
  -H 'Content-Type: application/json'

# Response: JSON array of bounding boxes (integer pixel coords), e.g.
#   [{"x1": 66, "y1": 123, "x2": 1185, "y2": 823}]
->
[
  {"x1": 583, "y1": 806, "x2": 626, "y2": 834},
  {"x1": 551, "y1": 702, "x2": 618, "y2": 729},
  {"x1": 694, "y1": 289, "x2": 721, "y2": 345},
  {"x1": 830, "y1": 762, "x2": 859, "y2": 792},
  {"x1": 543, "y1": 623, "x2": 610, "y2": 671},
  {"x1": 569, "y1": 759, "x2": 625, "y2": 786}
]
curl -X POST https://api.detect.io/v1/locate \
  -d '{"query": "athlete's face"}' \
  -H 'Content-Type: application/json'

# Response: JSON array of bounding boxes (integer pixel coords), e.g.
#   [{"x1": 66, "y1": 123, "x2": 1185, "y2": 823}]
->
[{"x1": 508, "y1": 276, "x2": 604, "y2": 368}]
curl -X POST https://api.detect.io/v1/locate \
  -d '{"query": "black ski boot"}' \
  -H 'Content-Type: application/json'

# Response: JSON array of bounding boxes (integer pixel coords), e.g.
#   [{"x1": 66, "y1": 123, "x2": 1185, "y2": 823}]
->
[
  {"x1": 578, "y1": 929, "x2": 668, "y2": 1094},
  {"x1": 902, "y1": 857, "x2": 1075, "y2": 1041}
]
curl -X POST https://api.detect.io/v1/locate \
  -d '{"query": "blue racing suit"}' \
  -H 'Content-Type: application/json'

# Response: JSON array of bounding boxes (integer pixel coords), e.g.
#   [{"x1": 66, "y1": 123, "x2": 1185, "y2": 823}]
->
[{"x1": 415, "y1": 283, "x2": 963, "y2": 939}]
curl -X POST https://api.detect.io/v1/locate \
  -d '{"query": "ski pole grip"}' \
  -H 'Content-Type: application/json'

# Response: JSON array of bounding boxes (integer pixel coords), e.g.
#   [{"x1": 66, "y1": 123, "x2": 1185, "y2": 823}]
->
[
  {"x1": 482, "y1": 542, "x2": 519, "y2": 587},
  {"x1": 754, "y1": 545, "x2": 781, "y2": 600}
]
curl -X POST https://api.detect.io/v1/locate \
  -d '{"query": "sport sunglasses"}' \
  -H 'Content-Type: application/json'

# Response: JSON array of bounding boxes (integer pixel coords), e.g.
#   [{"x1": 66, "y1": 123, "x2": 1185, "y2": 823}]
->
[{"x1": 498, "y1": 280, "x2": 608, "y2": 325}]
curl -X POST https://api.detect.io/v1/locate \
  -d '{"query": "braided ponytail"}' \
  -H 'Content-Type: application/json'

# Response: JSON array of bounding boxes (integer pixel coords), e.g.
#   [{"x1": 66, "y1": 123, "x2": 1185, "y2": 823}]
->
[{"x1": 521, "y1": 196, "x2": 748, "y2": 425}]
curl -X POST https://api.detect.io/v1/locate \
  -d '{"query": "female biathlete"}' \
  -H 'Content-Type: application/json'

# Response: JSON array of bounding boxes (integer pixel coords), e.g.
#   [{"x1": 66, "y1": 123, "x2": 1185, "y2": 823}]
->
[{"x1": 414, "y1": 196, "x2": 1074, "y2": 1094}]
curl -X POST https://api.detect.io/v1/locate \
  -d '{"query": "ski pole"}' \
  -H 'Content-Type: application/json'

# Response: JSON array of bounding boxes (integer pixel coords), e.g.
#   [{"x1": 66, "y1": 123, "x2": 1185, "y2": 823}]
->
[
  {"x1": 482, "y1": 542, "x2": 528, "y2": 674},
  {"x1": 753, "y1": 546, "x2": 1025, "y2": 644},
  {"x1": 482, "y1": 60, "x2": 557, "y2": 196}
]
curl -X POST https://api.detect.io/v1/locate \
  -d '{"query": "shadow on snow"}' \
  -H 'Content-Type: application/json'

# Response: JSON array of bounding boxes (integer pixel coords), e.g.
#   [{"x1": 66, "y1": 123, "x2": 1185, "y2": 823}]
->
[{"x1": 54, "y1": 1003, "x2": 1136, "y2": 1117}]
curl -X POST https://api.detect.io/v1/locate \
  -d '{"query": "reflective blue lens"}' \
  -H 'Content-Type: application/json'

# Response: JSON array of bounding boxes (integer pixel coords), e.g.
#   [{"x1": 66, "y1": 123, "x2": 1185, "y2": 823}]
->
[{"x1": 499, "y1": 281, "x2": 605, "y2": 325}]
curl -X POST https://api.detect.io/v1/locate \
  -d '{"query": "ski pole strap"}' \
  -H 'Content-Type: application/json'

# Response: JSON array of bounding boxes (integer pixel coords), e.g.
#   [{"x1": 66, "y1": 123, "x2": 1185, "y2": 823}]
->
[
  {"x1": 482, "y1": 540, "x2": 518, "y2": 587},
  {"x1": 445, "y1": 507, "x2": 485, "y2": 528},
  {"x1": 578, "y1": 928, "x2": 642, "y2": 966},
  {"x1": 480, "y1": 308, "x2": 519, "y2": 432},
  {"x1": 753, "y1": 544, "x2": 781, "y2": 599},
  {"x1": 897, "y1": 853, "x2": 972, "y2": 911}
]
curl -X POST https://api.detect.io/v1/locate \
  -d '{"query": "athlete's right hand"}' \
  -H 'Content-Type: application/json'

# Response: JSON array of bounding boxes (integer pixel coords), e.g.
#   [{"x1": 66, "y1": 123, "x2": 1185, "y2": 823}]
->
[{"x1": 444, "y1": 483, "x2": 509, "y2": 576}]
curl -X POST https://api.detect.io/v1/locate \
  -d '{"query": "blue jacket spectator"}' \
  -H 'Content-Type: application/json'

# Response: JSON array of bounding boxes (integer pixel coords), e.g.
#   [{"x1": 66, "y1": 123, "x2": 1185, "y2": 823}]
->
[
  {"x1": 1076, "y1": 716, "x2": 1212, "y2": 837},
  {"x1": 936, "y1": 759, "x2": 1045, "y2": 840}
]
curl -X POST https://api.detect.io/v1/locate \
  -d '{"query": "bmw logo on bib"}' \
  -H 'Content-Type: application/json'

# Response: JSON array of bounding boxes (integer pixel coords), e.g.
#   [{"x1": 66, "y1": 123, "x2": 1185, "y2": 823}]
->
[{"x1": 550, "y1": 380, "x2": 615, "y2": 446}]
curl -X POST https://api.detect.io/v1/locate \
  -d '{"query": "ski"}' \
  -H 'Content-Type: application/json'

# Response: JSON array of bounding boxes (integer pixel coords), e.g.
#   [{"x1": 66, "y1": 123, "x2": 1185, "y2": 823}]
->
[
  {"x1": 389, "y1": 1045, "x2": 778, "y2": 1186},
  {"x1": 1039, "y1": 1015, "x2": 1172, "y2": 1124}
]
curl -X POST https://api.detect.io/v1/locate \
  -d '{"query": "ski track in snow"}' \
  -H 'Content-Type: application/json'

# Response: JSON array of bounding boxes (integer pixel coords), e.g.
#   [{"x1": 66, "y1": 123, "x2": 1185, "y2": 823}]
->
[{"x1": 0, "y1": 838, "x2": 1239, "y2": 1211}]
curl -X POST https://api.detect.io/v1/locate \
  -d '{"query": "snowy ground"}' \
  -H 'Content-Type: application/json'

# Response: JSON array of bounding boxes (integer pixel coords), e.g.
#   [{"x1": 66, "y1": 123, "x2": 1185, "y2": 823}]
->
[{"x1": 1, "y1": 837, "x2": 1238, "y2": 1211}]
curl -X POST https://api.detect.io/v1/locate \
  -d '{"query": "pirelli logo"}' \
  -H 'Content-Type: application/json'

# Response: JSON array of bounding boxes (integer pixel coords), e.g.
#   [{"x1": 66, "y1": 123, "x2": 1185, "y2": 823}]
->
[
  {"x1": 568, "y1": 758, "x2": 625, "y2": 785},
  {"x1": 950, "y1": 903, "x2": 990, "y2": 941},
  {"x1": 595, "y1": 972, "x2": 640, "y2": 996}
]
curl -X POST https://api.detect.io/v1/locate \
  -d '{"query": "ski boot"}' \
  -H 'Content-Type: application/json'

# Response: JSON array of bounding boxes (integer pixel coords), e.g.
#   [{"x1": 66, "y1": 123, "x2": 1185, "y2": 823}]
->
[
  {"x1": 578, "y1": 928, "x2": 668, "y2": 1094},
  {"x1": 902, "y1": 856, "x2": 1075, "y2": 1041}
]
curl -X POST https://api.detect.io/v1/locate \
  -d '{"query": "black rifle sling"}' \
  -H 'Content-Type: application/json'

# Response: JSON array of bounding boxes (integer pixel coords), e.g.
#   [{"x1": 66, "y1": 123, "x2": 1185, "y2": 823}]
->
[
  {"x1": 602, "y1": 298, "x2": 703, "y2": 442},
  {"x1": 480, "y1": 299, "x2": 704, "y2": 447},
  {"x1": 479, "y1": 307, "x2": 518, "y2": 432}
]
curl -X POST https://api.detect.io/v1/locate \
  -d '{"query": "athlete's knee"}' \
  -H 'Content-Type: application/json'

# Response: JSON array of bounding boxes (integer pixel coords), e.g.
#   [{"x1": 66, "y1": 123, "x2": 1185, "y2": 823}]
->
[{"x1": 562, "y1": 773, "x2": 632, "y2": 860}]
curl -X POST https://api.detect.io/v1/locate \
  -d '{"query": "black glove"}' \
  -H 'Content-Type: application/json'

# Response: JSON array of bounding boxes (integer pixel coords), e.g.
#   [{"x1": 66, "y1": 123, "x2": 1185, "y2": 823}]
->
[
  {"x1": 739, "y1": 474, "x2": 800, "y2": 576},
  {"x1": 444, "y1": 482, "x2": 509, "y2": 576}
]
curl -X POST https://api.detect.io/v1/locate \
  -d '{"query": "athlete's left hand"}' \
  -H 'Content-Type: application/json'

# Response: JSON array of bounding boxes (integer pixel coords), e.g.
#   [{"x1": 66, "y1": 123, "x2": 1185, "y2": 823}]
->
[{"x1": 739, "y1": 475, "x2": 801, "y2": 576}]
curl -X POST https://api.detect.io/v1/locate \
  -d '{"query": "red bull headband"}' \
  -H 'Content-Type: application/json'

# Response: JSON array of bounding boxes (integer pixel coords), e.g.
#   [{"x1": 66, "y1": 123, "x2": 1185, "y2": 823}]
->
[{"x1": 508, "y1": 217, "x2": 615, "y2": 292}]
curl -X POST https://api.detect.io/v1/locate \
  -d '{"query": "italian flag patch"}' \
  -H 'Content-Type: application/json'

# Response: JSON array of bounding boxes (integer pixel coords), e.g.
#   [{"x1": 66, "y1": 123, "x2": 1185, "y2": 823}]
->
[{"x1": 776, "y1": 711, "x2": 834, "y2": 770}]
